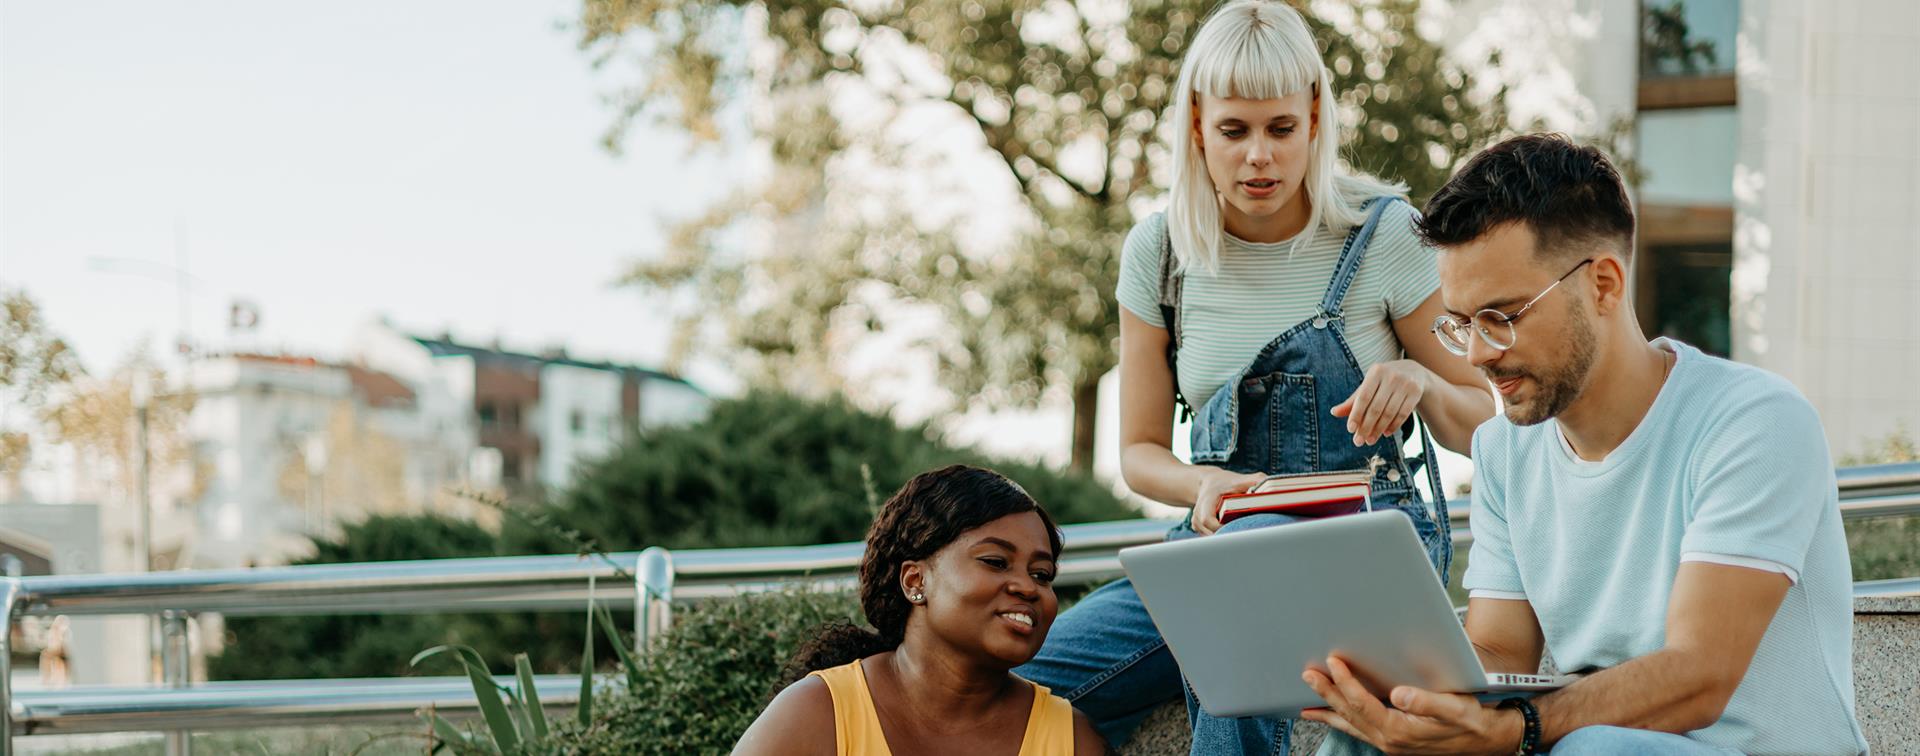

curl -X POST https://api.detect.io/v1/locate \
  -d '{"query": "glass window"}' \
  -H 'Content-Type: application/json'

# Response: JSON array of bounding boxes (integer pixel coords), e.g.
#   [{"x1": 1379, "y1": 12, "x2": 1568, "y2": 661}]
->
[
  {"x1": 1641, "y1": 0, "x2": 1739, "y2": 78},
  {"x1": 1636, "y1": 107, "x2": 1737, "y2": 207},
  {"x1": 1649, "y1": 242, "x2": 1733, "y2": 357}
]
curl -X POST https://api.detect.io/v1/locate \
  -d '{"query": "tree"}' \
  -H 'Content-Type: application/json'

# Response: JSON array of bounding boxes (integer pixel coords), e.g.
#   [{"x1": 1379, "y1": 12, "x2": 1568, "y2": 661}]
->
[
  {"x1": 1641, "y1": 0, "x2": 1719, "y2": 76},
  {"x1": 0, "y1": 289, "x2": 83, "y2": 494},
  {"x1": 45, "y1": 357, "x2": 201, "y2": 567},
  {"x1": 582, "y1": 0, "x2": 1508, "y2": 471}
]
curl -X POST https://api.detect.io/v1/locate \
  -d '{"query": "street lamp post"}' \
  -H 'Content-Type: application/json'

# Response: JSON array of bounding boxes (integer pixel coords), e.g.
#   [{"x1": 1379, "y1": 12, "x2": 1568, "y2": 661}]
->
[
  {"x1": 131, "y1": 372, "x2": 153, "y2": 576},
  {"x1": 129, "y1": 372, "x2": 157, "y2": 683}
]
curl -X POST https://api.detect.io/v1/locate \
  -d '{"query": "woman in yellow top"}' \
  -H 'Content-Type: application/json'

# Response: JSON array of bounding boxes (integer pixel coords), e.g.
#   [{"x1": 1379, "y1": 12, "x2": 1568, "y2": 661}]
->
[{"x1": 734, "y1": 465, "x2": 1107, "y2": 755}]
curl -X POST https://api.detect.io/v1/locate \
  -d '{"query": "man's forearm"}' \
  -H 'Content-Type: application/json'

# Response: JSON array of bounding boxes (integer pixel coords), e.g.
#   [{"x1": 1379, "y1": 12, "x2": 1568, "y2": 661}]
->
[{"x1": 1529, "y1": 648, "x2": 1734, "y2": 744}]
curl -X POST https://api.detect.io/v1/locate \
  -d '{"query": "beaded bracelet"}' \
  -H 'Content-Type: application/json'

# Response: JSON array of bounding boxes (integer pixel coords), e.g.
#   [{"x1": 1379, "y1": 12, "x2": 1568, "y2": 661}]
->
[{"x1": 1497, "y1": 697, "x2": 1542, "y2": 755}]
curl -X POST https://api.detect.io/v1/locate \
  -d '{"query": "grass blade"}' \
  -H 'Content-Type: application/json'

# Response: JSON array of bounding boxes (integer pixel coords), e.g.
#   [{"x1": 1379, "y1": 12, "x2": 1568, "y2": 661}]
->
[
  {"x1": 593, "y1": 604, "x2": 644, "y2": 692},
  {"x1": 413, "y1": 644, "x2": 520, "y2": 754},
  {"x1": 578, "y1": 578, "x2": 596, "y2": 727},
  {"x1": 424, "y1": 709, "x2": 479, "y2": 753},
  {"x1": 516, "y1": 653, "x2": 549, "y2": 741}
]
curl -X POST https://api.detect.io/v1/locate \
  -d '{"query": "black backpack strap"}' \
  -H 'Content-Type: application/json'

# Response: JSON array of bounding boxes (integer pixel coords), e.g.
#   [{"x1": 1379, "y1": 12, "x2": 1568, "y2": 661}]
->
[{"x1": 1154, "y1": 215, "x2": 1194, "y2": 423}]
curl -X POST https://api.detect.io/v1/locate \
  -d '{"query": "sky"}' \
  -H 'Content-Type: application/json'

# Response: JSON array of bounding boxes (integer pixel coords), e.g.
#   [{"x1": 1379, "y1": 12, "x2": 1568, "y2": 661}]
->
[
  {"x1": 0, "y1": 0, "x2": 1481, "y2": 496},
  {"x1": 1, "y1": 0, "x2": 732, "y2": 388}
]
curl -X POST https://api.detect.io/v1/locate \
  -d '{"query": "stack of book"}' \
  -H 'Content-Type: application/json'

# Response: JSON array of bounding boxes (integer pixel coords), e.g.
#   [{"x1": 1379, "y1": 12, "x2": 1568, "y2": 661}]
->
[{"x1": 1217, "y1": 469, "x2": 1373, "y2": 525}]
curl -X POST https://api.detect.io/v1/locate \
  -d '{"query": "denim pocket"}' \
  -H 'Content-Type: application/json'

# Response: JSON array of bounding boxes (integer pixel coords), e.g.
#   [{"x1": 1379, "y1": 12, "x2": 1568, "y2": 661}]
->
[
  {"x1": 1255, "y1": 372, "x2": 1318, "y2": 475},
  {"x1": 1191, "y1": 376, "x2": 1242, "y2": 465}
]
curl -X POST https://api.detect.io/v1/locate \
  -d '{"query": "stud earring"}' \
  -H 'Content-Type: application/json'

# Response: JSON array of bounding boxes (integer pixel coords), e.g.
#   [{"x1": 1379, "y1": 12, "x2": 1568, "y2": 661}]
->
[{"x1": 907, "y1": 590, "x2": 925, "y2": 604}]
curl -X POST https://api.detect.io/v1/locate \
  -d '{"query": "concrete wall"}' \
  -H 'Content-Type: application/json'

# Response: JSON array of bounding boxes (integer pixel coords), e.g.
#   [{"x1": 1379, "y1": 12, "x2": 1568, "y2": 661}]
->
[
  {"x1": 537, "y1": 363, "x2": 624, "y2": 488},
  {"x1": 638, "y1": 378, "x2": 712, "y2": 430},
  {"x1": 0, "y1": 504, "x2": 137, "y2": 686},
  {"x1": 188, "y1": 358, "x2": 350, "y2": 567},
  {"x1": 1733, "y1": 0, "x2": 1920, "y2": 459}
]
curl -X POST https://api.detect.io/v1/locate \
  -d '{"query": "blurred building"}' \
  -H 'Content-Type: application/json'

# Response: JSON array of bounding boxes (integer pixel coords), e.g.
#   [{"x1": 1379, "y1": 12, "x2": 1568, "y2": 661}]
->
[
  {"x1": 1443, "y1": 0, "x2": 1920, "y2": 459},
  {"x1": 184, "y1": 352, "x2": 483, "y2": 568},
  {"x1": 354, "y1": 322, "x2": 711, "y2": 493},
  {"x1": 177, "y1": 327, "x2": 710, "y2": 569},
  {"x1": 0, "y1": 504, "x2": 124, "y2": 687}
]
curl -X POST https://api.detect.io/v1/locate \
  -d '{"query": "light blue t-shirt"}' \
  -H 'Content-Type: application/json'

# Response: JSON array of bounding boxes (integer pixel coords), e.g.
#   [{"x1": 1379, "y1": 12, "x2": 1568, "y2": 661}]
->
[{"x1": 1463, "y1": 339, "x2": 1866, "y2": 754}]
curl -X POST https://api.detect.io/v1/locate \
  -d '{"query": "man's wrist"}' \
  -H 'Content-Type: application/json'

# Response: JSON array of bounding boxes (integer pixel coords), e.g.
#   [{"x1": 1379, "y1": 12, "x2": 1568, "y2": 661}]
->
[
  {"x1": 1493, "y1": 706, "x2": 1526, "y2": 755},
  {"x1": 1494, "y1": 697, "x2": 1542, "y2": 755}
]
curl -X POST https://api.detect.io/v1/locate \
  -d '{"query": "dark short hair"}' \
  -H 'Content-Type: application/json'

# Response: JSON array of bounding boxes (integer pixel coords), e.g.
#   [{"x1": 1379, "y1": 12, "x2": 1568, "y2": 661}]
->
[{"x1": 1416, "y1": 133, "x2": 1635, "y2": 265}]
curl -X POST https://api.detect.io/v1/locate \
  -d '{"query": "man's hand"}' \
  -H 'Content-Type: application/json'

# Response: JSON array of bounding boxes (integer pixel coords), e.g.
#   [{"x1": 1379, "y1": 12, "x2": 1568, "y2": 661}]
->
[{"x1": 1301, "y1": 656, "x2": 1522, "y2": 756}]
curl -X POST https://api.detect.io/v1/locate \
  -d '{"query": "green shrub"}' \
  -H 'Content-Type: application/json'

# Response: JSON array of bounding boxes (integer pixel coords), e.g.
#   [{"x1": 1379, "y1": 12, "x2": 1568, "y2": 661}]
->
[
  {"x1": 499, "y1": 389, "x2": 1137, "y2": 555},
  {"x1": 212, "y1": 389, "x2": 1134, "y2": 680},
  {"x1": 419, "y1": 589, "x2": 860, "y2": 755},
  {"x1": 541, "y1": 589, "x2": 861, "y2": 754},
  {"x1": 1841, "y1": 426, "x2": 1920, "y2": 581},
  {"x1": 208, "y1": 514, "x2": 531, "y2": 681}
]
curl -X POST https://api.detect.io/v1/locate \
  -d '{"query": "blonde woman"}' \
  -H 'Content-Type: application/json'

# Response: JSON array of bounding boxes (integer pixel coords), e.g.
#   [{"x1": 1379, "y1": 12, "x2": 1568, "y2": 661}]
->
[{"x1": 1014, "y1": 2, "x2": 1493, "y2": 753}]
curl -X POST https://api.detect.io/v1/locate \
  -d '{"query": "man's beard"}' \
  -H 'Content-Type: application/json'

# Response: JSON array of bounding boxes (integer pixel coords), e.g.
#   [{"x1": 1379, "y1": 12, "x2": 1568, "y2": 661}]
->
[{"x1": 1487, "y1": 303, "x2": 1598, "y2": 427}]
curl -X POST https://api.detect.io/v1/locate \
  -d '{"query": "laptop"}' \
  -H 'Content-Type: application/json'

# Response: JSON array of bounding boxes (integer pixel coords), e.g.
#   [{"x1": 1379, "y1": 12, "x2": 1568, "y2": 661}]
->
[{"x1": 1118, "y1": 510, "x2": 1576, "y2": 719}]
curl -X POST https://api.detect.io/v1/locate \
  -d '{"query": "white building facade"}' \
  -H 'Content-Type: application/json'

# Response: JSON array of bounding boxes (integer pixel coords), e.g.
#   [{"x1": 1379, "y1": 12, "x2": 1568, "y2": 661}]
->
[{"x1": 1436, "y1": 0, "x2": 1920, "y2": 460}]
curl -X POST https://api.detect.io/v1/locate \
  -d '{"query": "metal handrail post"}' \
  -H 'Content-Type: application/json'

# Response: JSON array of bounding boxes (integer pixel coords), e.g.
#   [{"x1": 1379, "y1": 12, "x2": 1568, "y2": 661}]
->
[
  {"x1": 636, "y1": 547, "x2": 674, "y2": 650},
  {"x1": 2, "y1": 577, "x2": 19, "y2": 756},
  {"x1": 161, "y1": 611, "x2": 191, "y2": 755}
]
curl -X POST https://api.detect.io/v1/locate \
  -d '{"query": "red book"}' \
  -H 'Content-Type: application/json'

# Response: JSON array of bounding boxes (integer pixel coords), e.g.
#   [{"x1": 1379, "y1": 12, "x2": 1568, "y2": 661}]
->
[{"x1": 1217, "y1": 469, "x2": 1373, "y2": 524}]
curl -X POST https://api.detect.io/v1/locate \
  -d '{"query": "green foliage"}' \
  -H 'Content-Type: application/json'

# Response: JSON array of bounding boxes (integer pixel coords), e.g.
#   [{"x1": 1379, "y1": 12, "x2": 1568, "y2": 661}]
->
[
  {"x1": 209, "y1": 515, "x2": 524, "y2": 681},
  {"x1": 212, "y1": 390, "x2": 1137, "y2": 680},
  {"x1": 419, "y1": 585, "x2": 618, "y2": 755},
  {"x1": 500, "y1": 389, "x2": 1136, "y2": 555},
  {"x1": 586, "y1": 0, "x2": 1511, "y2": 469},
  {"x1": 1849, "y1": 517, "x2": 1920, "y2": 582},
  {"x1": 1641, "y1": 0, "x2": 1720, "y2": 76},
  {"x1": 421, "y1": 589, "x2": 858, "y2": 755},
  {"x1": 1841, "y1": 426, "x2": 1920, "y2": 581},
  {"x1": 546, "y1": 589, "x2": 861, "y2": 755}
]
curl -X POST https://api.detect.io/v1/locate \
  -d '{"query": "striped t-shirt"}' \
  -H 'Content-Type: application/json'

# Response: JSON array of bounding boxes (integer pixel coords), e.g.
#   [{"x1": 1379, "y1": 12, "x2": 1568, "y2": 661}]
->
[
  {"x1": 1115, "y1": 200, "x2": 1440, "y2": 408},
  {"x1": 1464, "y1": 339, "x2": 1867, "y2": 754}
]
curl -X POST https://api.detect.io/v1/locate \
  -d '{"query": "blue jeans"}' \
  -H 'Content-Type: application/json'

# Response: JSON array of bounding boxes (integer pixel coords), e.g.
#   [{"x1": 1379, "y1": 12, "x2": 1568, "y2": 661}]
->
[
  {"x1": 1013, "y1": 521, "x2": 1201, "y2": 749},
  {"x1": 1316, "y1": 725, "x2": 1744, "y2": 755},
  {"x1": 1016, "y1": 505, "x2": 1447, "y2": 755}
]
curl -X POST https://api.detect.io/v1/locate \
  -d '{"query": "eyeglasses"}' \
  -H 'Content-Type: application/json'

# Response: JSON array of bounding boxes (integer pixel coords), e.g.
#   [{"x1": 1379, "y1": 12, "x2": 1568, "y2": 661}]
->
[{"x1": 1431, "y1": 259, "x2": 1593, "y2": 356}]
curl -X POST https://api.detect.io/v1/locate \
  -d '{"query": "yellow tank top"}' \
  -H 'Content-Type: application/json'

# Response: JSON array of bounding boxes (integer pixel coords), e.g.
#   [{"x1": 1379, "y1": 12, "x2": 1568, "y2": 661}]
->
[{"x1": 808, "y1": 659, "x2": 1076, "y2": 755}]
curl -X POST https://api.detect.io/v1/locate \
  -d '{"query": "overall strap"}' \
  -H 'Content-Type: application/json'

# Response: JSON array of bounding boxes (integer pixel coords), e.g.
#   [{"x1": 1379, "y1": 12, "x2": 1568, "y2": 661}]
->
[
  {"x1": 1315, "y1": 197, "x2": 1399, "y2": 322},
  {"x1": 1155, "y1": 216, "x2": 1194, "y2": 422},
  {"x1": 1416, "y1": 417, "x2": 1452, "y2": 578}
]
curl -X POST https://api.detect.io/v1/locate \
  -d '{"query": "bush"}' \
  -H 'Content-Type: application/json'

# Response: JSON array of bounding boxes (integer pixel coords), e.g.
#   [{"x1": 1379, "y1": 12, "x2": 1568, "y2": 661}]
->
[
  {"x1": 1840, "y1": 427, "x2": 1920, "y2": 581},
  {"x1": 499, "y1": 390, "x2": 1137, "y2": 555},
  {"x1": 209, "y1": 515, "x2": 528, "y2": 681},
  {"x1": 418, "y1": 590, "x2": 860, "y2": 756},
  {"x1": 212, "y1": 389, "x2": 1138, "y2": 680},
  {"x1": 544, "y1": 590, "x2": 861, "y2": 754}
]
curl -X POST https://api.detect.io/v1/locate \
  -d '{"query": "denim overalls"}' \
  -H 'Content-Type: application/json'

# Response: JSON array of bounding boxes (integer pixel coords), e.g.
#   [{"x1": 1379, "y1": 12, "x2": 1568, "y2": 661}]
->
[{"x1": 1016, "y1": 198, "x2": 1451, "y2": 755}]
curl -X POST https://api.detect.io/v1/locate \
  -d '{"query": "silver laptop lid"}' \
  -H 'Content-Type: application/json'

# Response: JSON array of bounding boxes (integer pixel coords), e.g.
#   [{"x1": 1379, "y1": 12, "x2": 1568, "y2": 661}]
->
[{"x1": 1118, "y1": 510, "x2": 1486, "y2": 718}]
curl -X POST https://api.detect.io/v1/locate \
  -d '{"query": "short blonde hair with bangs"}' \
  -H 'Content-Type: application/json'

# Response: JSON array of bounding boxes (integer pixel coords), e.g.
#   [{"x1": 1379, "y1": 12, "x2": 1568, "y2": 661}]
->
[{"x1": 1166, "y1": 0, "x2": 1406, "y2": 274}]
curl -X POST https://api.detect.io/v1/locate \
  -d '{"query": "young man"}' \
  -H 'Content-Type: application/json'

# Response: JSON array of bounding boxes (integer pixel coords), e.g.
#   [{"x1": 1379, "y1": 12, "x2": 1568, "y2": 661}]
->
[{"x1": 1302, "y1": 134, "x2": 1867, "y2": 754}]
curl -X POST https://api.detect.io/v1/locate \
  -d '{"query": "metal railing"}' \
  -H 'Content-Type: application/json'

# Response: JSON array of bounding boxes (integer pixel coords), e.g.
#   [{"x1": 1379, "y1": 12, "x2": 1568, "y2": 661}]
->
[
  {"x1": 3, "y1": 462, "x2": 1917, "y2": 754},
  {"x1": 0, "y1": 518, "x2": 1163, "y2": 755}
]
